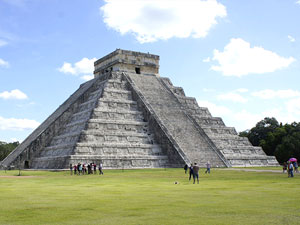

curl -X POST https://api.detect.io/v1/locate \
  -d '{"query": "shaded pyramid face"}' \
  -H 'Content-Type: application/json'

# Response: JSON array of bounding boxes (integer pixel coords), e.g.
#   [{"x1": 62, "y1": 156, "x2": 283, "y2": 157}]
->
[{"x1": 30, "y1": 72, "x2": 175, "y2": 169}]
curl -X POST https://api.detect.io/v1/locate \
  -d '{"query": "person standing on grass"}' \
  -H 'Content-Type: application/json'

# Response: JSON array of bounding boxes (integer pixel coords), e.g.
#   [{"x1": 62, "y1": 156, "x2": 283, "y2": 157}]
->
[
  {"x1": 99, "y1": 162, "x2": 104, "y2": 175},
  {"x1": 189, "y1": 164, "x2": 194, "y2": 181},
  {"x1": 184, "y1": 164, "x2": 188, "y2": 174},
  {"x1": 93, "y1": 163, "x2": 97, "y2": 174},
  {"x1": 205, "y1": 161, "x2": 211, "y2": 174},
  {"x1": 288, "y1": 162, "x2": 294, "y2": 178},
  {"x1": 193, "y1": 163, "x2": 200, "y2": 184},
  {"x1": 78, "y1": 163, "x2": 82, "y2": 175},
  {"x1": 282, "y1": 162, "x2": 287, "y2": 173},
  {"x1": 74, "y1": 164, "x2": 77, "y2": 175},
  {"x1": 293, "y1": 162, "x2": 298, "y2": 173},
  {"x1": 70, "y1": 164, "x2": 73, "y2": 175}
]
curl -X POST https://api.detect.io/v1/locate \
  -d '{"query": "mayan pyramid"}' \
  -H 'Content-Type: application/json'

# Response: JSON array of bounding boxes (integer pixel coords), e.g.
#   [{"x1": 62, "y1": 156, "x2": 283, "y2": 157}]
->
[{"x1": 1, "y1": 49, "x2": 279, "y2": 169}]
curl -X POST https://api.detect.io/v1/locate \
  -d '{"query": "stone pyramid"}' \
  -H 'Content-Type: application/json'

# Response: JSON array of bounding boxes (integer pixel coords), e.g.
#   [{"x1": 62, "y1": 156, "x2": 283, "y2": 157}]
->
[{"x1": 1, "y1": 49, "x2": 279, "y2": 169}]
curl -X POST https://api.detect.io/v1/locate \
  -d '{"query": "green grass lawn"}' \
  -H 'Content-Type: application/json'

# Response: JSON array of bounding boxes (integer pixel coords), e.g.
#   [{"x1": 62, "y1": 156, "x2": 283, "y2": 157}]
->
[{"x1": 0, "y1": 168, "x2": 299, "y2": 225}]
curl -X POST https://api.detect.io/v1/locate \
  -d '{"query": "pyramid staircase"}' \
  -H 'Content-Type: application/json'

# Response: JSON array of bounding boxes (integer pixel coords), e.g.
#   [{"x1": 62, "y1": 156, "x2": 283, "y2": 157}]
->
[
  {"x1": 160, "y1": 77, "x2": 278, "y2": 167},
  {"x1": 31, "y1": 73, "x2": 174, "y2": 169}
]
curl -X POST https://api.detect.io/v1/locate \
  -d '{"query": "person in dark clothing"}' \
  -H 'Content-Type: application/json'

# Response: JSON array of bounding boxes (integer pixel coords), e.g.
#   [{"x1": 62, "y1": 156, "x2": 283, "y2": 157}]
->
[
  {"x1": 70, "y1": 164, "x2": 73, "y2": 175},
  {"x1": 184, "y1": 164, "x2": 188, "y2": 174},
  {"x1": 87, "y1": 164, "x2": 92, "y2": 174},
  {"x1": 74, "y1": 164, "x2": 77, "y2": 175},
  {"x1": 193, "y1": 163, "x2": 200, "y2": 184},
  {"x1": 93, "y1": 163, "x2": 97, "y2": 174},
  {"x1": 189, "y1": 164, "x2": 194, "y2": 181}
]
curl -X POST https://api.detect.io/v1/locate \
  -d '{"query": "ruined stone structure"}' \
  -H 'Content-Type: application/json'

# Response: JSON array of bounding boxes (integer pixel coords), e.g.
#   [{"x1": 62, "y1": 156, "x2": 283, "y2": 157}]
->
[{"x1": 1, "y1": 49, "x2": 278, "y2": 169}]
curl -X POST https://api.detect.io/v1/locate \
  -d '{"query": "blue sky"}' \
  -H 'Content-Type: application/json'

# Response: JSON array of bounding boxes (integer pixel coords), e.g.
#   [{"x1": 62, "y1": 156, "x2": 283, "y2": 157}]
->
[{"x1": 0, "y1": 0, "x2": 300, "y2": 143}]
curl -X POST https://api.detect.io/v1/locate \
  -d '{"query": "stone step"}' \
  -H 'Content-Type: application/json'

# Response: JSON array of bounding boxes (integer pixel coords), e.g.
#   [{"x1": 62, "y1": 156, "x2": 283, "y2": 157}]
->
[
  {"x1": 70, "y1": 154, "x2": 171, "y2": 169},
  {"x1": 39, "y1": 143, "x2": 75, "y2": 157},
  {"x1": 70, "y1": 109, "x2": 92, "y2": 122},
  {"x1": 75, "y1": 142, "x2": 162, "y2": 156},
  {"x1": 195, "y1": 117, "x2": 225, "y2": 126},
  {"x1": 225, "y1": 155, "x2": 276, "y2": 160},
  {"x1": 92, "y1": 108, "x2": 143, "y2": 121},
  {"x1": 213, "y1": 138, "x2": 251, "y2": 147},
  {"x1": 44, "y1": 143, "x2": 75, "y2": 151},
  {"x1": 78, "y1": 99, "x2": 98, "y2": 111},
  {"x1": 80, "y1": 130, "x2": 152, "y2": 144},
  {"x1": 71, "y1": 154, "x2": 168, "y2": 160},
  {"x1": 102, "y1": 88, "x2": 132, "y2": 100},
  {"x1": 63, "y1": 120, "x2": 87, "y2": 133},
  {"x1": 202, "y1": 126, "x2": 238, "y2": 135},
  {"x1": 105, "y1": 79, "x2": 127, "y2": 90},
  {"x1": 87, "y1": 89, "x2": 102, "y2": 101},
  {"x1": 86, "y1": 119, "x2": 147, "y2": 132},
  {"x1": 51, "y1": 131, "x2": 81, "y2": 146},
  {"x1": 229, "y1": 158, "x2": 279, "y2": 167},
  {"x1": 97, "y1": 98, "x2": 138, "y2": 110}
]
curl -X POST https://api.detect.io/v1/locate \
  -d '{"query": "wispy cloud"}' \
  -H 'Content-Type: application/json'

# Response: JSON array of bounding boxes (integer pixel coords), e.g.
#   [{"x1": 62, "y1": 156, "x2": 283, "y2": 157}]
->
[
  {"x1": 203, "y1": 57, "x2": 211, "y2": 63},
  {"x1": 0, "y1": 58, "x2": 9, "y2": 68},
  {"x1": 0, "y1": 116, "x2": 40, "y2": 131},
  {"x1": 80, "y1": 75, "x2": 94, "y2": 81},
  {"x1": 0, "y1": 39, "x2": 8, "y2": 47},
  {"x1": 58, "y1": 57, "x2": 96, "y2": 80},
  {"x1": 288, "y1": 35, "x2": 296, "y2": 42},
  {"x1": 217, "y1": 92, "x2": 248, "y2": 103},
  {"x1": 296, "y1": 0, "x2": 300, "y2": 5},
  {"x1": 101, "y1": 0, "x2": 227, "y2": 43},
  {"x1": 252, "y1": 89, "x2": 300, "y2": 99},
  {"x1": 0, "y1": 89, "x2": 28, "y2": 100},
  {"x1": 197, "y1": 100, "x2": 232, "y2": 116},
  {"x1": 211, "y1": 38, "x2": 295, "y2": 77}
]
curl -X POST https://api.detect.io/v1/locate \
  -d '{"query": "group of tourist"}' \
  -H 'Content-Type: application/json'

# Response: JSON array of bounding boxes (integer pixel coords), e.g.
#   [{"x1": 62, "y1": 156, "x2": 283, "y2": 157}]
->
[
  {"x1": 184, "y1": 162, "x2": 211, "y2": 184},
  {"x1": 282, "y1": 161, "x2": 298, "y2": 178},
  {"x1": 70, "y1": 163, "x2": 104, "y2": 175}
]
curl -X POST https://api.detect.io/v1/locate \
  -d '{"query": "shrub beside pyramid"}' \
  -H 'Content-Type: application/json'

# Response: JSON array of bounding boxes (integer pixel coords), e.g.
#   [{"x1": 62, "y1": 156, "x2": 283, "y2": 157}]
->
[{"x1": 1, "y1": 49, "x2": 279, "y2": 169}]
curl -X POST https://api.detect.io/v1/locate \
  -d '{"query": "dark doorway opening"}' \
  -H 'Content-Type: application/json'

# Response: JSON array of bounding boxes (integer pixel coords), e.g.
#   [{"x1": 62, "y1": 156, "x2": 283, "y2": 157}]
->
[
  {"x1": 135, "y1": 67, "x2": 141, "y2": 74},
  {"x1": 24, "y1": 160, "x2": 29, "y2": 169}
]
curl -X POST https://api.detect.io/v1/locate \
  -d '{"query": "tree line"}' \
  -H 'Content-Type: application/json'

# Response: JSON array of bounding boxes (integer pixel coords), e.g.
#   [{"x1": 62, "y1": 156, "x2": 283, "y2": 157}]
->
[
  {"x1": 0, "y1": 141, "x2": 19, "y2": 161},
  {"x1": 239, "y1": 117, "x2": 300, "y2": 164}
]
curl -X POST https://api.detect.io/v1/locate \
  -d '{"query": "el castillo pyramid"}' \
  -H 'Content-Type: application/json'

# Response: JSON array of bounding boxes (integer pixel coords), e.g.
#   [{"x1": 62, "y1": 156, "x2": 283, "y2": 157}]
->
[{"x1": 1, "y1": 49, "x2": 279, "y2": 169}]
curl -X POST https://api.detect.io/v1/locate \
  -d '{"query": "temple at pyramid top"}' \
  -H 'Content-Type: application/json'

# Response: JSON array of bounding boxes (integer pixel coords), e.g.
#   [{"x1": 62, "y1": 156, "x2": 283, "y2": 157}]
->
[{"x1": 94, "y1": 49, "x2": 160, "y2": 77}]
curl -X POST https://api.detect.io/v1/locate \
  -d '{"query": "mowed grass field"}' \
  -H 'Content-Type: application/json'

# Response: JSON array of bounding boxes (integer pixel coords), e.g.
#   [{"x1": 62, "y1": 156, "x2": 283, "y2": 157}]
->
[{"x1": 0, "y1": 168, "x2": 299, "y2": 225}]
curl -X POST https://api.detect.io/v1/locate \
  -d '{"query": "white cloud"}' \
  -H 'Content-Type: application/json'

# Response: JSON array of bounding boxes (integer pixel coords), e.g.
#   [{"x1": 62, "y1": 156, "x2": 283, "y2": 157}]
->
[
  {"x1": 286, "y1": 97, "x2": 300, "y2": 116},
  {"x1": 197, "y1": 100, "x2": 231, "y2": 116},
  {"x1": 0, "y1": 58, "x2": 9, "y2": 68},
  {"x1": 101, "y1": 0, "x2": 227, "y2": 43},
  {"x1": 252, "y1": 89, "x2": 300, "y2": 99},
  {"x1": 0, "y1": 116, "x2": 40, "y2": 131},
  {"x1": 296, "y1": 1, "x2": 300, "y2": 5},
  {"x1": 203, "y1": 57, "x2": 211, "y2": 63},
  {"x1": 232, "y1": 110, "x2": 262, "y2": 131},
  {"x1": 211, "y1": 38, "x2": 296, "y2": 77},
  {"x1": 288, "y1": 35, "x2": 295, "y2": 42},
  {"x1": 217, "y1": 92, "x2": 248, "y2": 103},
  {"x1": 58, "y1": 57, "x2": 96, "y2": 78},
  {"x1": 0, "y1": 39, "x2": 8, "y2": 47},
  {"x1": 0, "y1": 89, "x2": 28, "y2": 100},
  {"x1": 80, "y1": 75, "x2": 94, "y2": 81}
]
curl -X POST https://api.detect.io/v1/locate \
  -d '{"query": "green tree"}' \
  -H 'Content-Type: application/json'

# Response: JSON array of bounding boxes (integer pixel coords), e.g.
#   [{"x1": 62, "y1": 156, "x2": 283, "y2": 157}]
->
[
  {"x1": 246, "y1": 117, "x2": 279, "y2": 148},
  {"x1": 0, "y1": 141, "x2": 19, "y2": 161}
]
